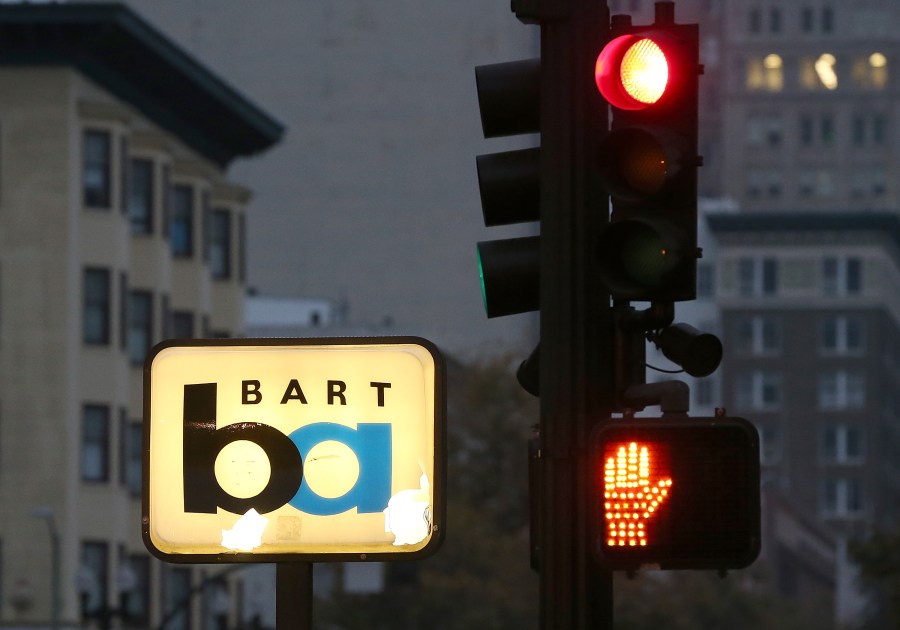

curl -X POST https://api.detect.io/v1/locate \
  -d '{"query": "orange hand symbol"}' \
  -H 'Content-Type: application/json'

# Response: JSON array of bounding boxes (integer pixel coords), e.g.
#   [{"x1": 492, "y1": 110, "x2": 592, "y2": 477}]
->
[{"x1": 603, "y1": 442, "x2": 672, "y2": 547}]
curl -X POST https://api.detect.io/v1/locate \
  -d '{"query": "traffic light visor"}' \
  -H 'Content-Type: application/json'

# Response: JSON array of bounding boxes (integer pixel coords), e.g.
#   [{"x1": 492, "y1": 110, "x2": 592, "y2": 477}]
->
[{"x1": 596, "y1": 35, "x2": 669, "y2": 110}]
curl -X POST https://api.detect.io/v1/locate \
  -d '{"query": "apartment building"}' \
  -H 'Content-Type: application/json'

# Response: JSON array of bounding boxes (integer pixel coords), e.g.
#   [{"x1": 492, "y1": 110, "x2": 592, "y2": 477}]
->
[{"x1": 0, "y1": 4, "x2": 281, "y2": 628}]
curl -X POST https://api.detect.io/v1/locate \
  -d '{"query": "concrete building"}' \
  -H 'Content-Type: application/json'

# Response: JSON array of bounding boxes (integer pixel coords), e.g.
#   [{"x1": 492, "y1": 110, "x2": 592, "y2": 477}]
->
[
  {"x1": 709, "y1": 211, "x2": 900, "y2": 623},
  {"x1": 0, "y1": 3, "x2": 280, "y2": 628}
]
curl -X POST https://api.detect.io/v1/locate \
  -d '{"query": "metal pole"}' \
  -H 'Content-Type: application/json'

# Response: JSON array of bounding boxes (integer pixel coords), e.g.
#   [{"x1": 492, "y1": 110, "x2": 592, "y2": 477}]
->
[
  {"x1": 538, "y1": 0, "x2": 613, "y2": 627},
  {"x1": 276, "y1": 563, "x2": 312, "y2": 630}
]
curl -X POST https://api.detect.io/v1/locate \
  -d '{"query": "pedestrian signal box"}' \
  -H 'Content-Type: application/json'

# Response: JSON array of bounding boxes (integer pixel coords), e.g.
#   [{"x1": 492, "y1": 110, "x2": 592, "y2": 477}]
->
[{"x1": 592, "y1": 416, "x2": 760, "y2": 571}]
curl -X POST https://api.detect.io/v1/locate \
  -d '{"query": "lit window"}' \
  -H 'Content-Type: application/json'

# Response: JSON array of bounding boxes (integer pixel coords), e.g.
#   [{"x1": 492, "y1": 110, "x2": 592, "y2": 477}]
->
[
  {"x1": 853, "y1": 52, "x2": 888, "y2": 89},
  {"x1": 801, "y1": 54, "x2": 840, "y2": 90},
  {"x1": 746, "y1": 54, "x2": 783, "y2": 91}
]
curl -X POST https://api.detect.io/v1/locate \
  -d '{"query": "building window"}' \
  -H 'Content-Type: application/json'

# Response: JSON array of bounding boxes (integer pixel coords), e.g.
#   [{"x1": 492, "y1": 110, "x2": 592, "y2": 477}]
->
[
  {"x1": 820, "y1": 315, "x2": 865, "y2": 355},
  {"x1": 800, "y1": 55, "x2": 839, "y2": 91},
  {"x1": 697, "y1": 261, "x2": 714, "y2": 299},
  {"x1": 746, "y1": 54, "x2": 783, "y2": 91},
  {"x1": 172, "y1": 311, "x2": 195, "y2": 339},
  {"x1": 211, "y1": 209, "x2": 231, "y2": 279},
  {"x1": 129, "y1": 159, "x2": 154, "y2": 235},
  {"x1": 823, "y1": 256, "x2": 862, "y2": 296},
  {"x1": 758, "y1": 422, "x2": 782, "y2": 464},
  {"x1": 124, "y1": 555, "x2": 150, "y2": 626},
  {"x1": 853, "y1": 53, "x2": 888, "y2": 89},
  {"x1": 128, "y1": 291, "x2": 153, "y2": 366},
  {"x1": 735, "y1": 370, "x2": 783, "y2": 411},
  {"x1": 82, "y1": 405, "x2": 110, "y2": 482},
  {"x1": 84, "y1": 268, "x2": 111, "y2": 345},
  {"x1": 769, "y1": 8, "x2": 781, "y2": 33},
  {"x1": 736, "y1": 315, "x2": 782, "y2": 355},
  {"x1": 746, "y1": 115, "x2": 783, "y2": 147},
  {"x1": 818, "y1": 370, "x2": 866, "y2": 410},
  {"x1": 164, "y1": 568, "x2": 193, "y2": 630},
  {"x1": 80, "y1": 542, "x2": 109, "y2": 617},
  {"x1": 83, "y1": 130, "x2": 111, "y2": 208},
  {"x1": 801, "y1": 7, "x2": 814, "y2": 33},
  {"x1": 821, "y1": 477, "x2": 863, "y2": 518},
  {"x1": 238, "y1": 214, "x2": 247, "y2": 283},
  {"x1": 738, "y1": 257, "x2": 778, "y2": 297},
  {"x1": 122, "y1": 421, "x2": 142, "y2": 496},
  {"x1": 821, "y1": 6, "x2": 834, "y2": 34},
  {"x1": 820, "y1": 424, "x2": 865, "y2": 464},
  {"x1": 749, "y1": 8, "x2": 761, "y2": 34},
  {"x1": 172, "y1": 185, "x2": 194, "y2": 257}
]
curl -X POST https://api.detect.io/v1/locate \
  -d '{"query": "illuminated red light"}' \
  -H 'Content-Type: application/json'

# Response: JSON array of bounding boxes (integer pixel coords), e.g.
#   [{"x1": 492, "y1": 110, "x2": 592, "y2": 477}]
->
[
  {"x1": 603, "y1": 441, "x2": 672, "y2": 547},
  {"x1": 595, "y1": 35, "x2": 669, "y2": 110}
]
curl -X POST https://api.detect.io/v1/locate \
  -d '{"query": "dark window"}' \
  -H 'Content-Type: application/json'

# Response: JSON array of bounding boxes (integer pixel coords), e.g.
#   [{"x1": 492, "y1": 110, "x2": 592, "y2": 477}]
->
[
  {"x1": 801, "y1": 7, "x2": 814, "y2": 32},
  {"x1": 873, "y1": 115, "x2": 886, "y2": 145},
  {"x1": 83, "y1": 130, "x2": 111, "y2": 208},
  {"x1": 172, "y1": 185, "x2": 194, "y2": 257},
  {"x1": 82, "y1": 405, "x2": 110, "y2": 482},
  {"x1": 822, "y1": 7, "x2": 833, "y2": 33},
  {"x1": 821, "y1": 115, "x2": 835, "y2": 146},
  {"x1": 128, "y1": 291, "x2": 153, "y2": 366},
  {"x1": 161, "y1": 295, "x2": 171, "y2": 340},
  {"x1": 129, "y1": 159, "x2": 154, "y2": 235},
  {"x1": 84, "y1": 268, "x2": 111, "y2": 345},
  {"x1": 852, "y1": 115, "x2": 866, "y2": 146},
  {"x1": 162, "y1": 165, "x2": 172, "y2": 238},
  {"x1": 847, "y1": 257, "x2": 862, "y2": 294},
  {"x1": 211, "y1": 209, "x2": 231, "y2": 279},
  {"x1": 122, "y1": 419, "x2": 142, "y2": 496},
  {"x1": 172, "y1": 311, "x2": 195, "y2": 339},
  {"x1": 800, "y1": 115, "x2": 814, "y2": 146},
  {"x1": 769, "y1": 8, "x2": 781, "y2": 33},
  {"x1": 120, "y1": 137, "x2": 129, "y2": 214},
  {"x1": 119, "y1": 273, "x2": 128, "y2": 350},
  {"x1": 125, "y1": 555, "x2": 150, "y2": 626},
  {"x1": 164, "y1": 568, "x2": 192, "y2": 630},
  {"x1": 238, "y1": 214, "x2": 247, "y2": 283},
  {"x1": 749, "y1": 8, "x2": 761, "y2": 34},
  {"x1": 202, "y1": 190, "x2": 211, "y2": 263},
  {"x1": 80, "y1": 542, "x2": 109, "y2": 617}
]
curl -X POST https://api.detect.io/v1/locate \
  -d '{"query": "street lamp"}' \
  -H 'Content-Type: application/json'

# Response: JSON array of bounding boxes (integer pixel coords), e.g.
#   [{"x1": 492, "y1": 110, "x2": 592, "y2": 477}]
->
[{"x1": 32, "y1": 507, "x2": 60, "y2": 630}]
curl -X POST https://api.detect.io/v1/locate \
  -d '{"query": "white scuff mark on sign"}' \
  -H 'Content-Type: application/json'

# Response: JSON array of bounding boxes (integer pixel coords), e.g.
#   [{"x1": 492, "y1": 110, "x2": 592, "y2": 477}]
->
[
  {"x1": 384, "y1": 473, "x2": 431, "y2": 546},
  {"x1": 221, "y1": 509, "x2": 269, "y2": 551}
]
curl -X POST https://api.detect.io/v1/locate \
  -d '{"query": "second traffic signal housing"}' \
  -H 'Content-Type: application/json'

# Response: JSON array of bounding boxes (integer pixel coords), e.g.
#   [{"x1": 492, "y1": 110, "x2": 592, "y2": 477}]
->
[{"x1": 594, "y1": 2, "x2": 700, "y2": 303}]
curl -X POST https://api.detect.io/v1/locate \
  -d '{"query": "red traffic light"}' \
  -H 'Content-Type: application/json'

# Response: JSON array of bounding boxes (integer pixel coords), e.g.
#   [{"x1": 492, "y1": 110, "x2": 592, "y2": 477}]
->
[
  {"x1": 593, "y1": 417, "x2": 760, "y2": 571},
  {"x1": 595, "y1": 34, "x2": 670, "y2": 111}
]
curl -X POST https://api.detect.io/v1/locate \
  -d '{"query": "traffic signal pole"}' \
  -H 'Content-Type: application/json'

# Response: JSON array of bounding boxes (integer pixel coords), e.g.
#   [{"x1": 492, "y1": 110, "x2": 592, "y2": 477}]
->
[{"x1": 536, "y1": 1, "x2": 613, "y2": 627}]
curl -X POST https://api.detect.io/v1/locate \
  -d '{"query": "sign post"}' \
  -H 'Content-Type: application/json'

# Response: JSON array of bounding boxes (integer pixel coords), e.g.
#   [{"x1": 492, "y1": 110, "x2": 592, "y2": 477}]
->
[{"x1": 142, "y1": 337, "x2": 446, "y2": 626}]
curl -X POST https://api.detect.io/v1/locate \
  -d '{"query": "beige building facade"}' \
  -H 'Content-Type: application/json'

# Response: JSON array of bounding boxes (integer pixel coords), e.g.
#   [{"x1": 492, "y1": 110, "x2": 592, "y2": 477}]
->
[{"x1": 0, "y1": 4, "x2": 280, "y2": 629}]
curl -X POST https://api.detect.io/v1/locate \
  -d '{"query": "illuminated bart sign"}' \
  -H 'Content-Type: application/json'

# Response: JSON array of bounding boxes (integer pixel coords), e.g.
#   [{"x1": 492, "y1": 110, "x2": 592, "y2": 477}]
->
[
  {"x1": 593, "y1": 417, "x2": 760, "y2": 571},
  {"x1": 142, "y1": 338, "x2": 445, "y2": 563}
]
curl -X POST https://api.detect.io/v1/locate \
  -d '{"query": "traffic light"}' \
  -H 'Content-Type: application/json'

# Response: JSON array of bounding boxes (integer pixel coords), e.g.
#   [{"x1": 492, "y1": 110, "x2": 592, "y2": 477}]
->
[
  {"x1": 594, "y1": 2, "x2": 700, "y2": 302},
  {"x1": 592, "y1": 416, "x2": 760, "y2": 571},
  {"x1": 475, "y1": 59, "x2": 540, "y2": 319}
]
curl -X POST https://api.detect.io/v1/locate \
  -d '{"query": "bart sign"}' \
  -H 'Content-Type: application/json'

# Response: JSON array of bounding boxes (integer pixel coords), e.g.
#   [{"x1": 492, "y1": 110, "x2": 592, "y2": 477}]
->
[{"x1": 142, "y1": 337, "x2": 445, "y2": 563}]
